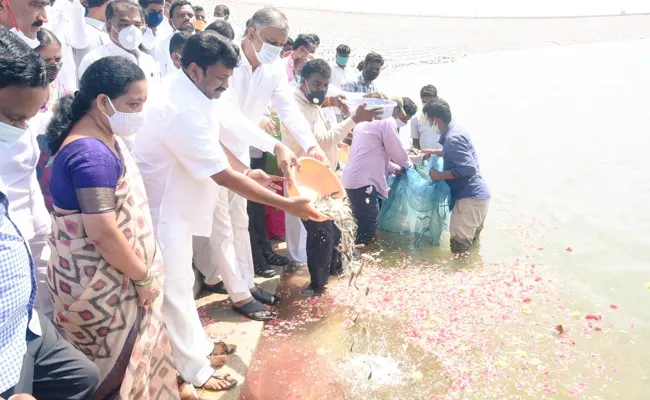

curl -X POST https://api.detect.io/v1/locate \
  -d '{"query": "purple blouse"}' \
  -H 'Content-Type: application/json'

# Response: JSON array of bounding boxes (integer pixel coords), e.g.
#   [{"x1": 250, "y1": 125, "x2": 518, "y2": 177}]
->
[{"x1": 50, "y1": 138, "x2": 123, "y2": 214}]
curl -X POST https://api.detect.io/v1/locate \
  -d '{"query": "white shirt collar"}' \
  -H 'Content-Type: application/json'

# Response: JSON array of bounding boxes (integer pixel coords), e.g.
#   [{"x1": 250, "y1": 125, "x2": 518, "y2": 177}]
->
[
  {"x1": 174, "y1": 69, "x2": 212, "y2": 110},
  {"x1": 107, "y1": 40, "x2": 139, "y2": 61},
  {"x1": 85, "y1": 17, "x2": 105, "y2": 31}
]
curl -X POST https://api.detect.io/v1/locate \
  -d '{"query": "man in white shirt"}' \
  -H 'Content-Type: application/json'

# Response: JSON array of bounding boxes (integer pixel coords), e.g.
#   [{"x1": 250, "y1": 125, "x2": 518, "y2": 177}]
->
[
  {"x1": 44, "y1": 0, "x2": 87, "y2": 91},
  {"x1": 411, "y1": 84, "x2": 442, "y2": 150},
  {"x1": 133, "y1": 31, "x2": 317, "y2": 392},
  {"x1": 193, "y1": 7, "x2": 331, "y2": 317},
  {"x1": 78, "y1": 0, "x2": 160, "y2": 86},
  {"x1": 73, "y1": 0, "x2": 110, "y2": 75},
  {"x1": 150, "y1": 0, "x2": 195, "y2": 77},
  {"x1": 326, "y1": 43, "x2": 354, "y2": 125},
  {"x1": 139, "y1": 0, "x2": 167, "y2": 50}
]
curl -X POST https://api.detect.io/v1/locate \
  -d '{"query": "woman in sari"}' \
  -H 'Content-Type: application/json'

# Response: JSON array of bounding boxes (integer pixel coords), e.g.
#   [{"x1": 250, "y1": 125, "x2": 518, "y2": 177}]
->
[
  {"x1": 34, "y1": 27, "x2": 73, "y2": 212},
  {"x1": 45, "y1": 57, "x2": 178, "y2": 399}
]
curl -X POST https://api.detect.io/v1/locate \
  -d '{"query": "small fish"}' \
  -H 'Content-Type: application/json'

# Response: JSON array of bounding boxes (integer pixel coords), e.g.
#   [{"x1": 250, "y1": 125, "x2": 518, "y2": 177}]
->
[
  {"x1": 367, "y1": 370, "x2": 373, "y2": 380},
  {"x1": 352, "y1": 314, "x2": 359, "y2": 324},
  {"x1": 365, "y1": 287, "x2": 370, "y2": 296},
  {"x1": 348, "y1": 271, "x2": 355, "y2": 287},
  {"x1": 349, "y1": 340, "x2": 355, "y2": 352}
]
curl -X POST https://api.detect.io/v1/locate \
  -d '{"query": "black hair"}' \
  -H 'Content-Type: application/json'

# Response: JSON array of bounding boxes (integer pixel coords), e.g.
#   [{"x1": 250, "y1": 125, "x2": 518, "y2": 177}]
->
[
  {"x1": 193, "y1": 5, "x2": 204, "y2": 13},
  {"x1": 181, "y1": 30, "x2": 240, "y2": 71},
  {"x1": 402, "y1": 97, "x2": 418, "y2": 118},
  {"x1": 364, "y1": 52, "x2": 384, "y2": 66},
  {"x1": 420, "y1": 84, "x2": 437, "y2": 99},
  {"x1": 88, "y1": 0, "x2": 111, "y2": 8},
  {"x1": 423, "y1": 98, "x2": 452, "y2": 125},
  {"x1": 45, "y1": 57, "x2": 145, "y2": 154},
  {"x1": 205, "y1": 19, "x2": 234, "y2": 40},
  {"x1": 0, "y1": 28, "x2": 47, "y2": 89},
  {"x1": 169, "y1": 30, "x2": 192, "y2": 54},
  {"x1": 301, "y1": 59, "x2": 331, "y2": 80},
  {"x1": 35, "y1": 28, "x2": 62, "y2": 53},
  {"x1": 170, "y1": 0, "x2": 192, "y2": 19},
  {"x1": 213, "y1": 4, "x2": 230, "y2": 17},
  {"x1": 357, "y1": 60, "x2": 364, "y2": 71},
  {"x1": 293, "y1": 33, "x2": 319, "y2": 51},
  {"x1": 106, "y1": 0, "x2": 145, "y2": 22},
  {"x1": 138, "y1": 0, "x2": 164, "y2": 8},
  {"x1": 285, "y1": 37, "x2": 294, "y2": 47},
  {"x1": 336, "y1": 44, "x2": 350, "y2": 56}
]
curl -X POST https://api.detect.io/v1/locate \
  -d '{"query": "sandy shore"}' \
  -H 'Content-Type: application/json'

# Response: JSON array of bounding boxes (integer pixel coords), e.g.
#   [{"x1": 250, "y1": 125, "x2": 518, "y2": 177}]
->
[{"x1": 197, "y1": 1, "x2": 650, "y2": 71}]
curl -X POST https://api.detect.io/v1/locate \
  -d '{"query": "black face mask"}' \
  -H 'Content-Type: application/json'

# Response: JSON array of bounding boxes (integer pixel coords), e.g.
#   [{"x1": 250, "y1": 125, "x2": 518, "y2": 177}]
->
[
  {"x1": 306, "y1": 86, "x2": 326, "y2": 105},
  {"x1": 363, "y1": 70, "x2": 379, "y2": 82},
  {"x1": 46, "y1": 62, "x2": 62, "y2": 83}
]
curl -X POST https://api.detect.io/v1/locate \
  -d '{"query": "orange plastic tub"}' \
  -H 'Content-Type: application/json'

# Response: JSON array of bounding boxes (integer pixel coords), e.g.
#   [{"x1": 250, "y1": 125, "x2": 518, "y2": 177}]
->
[{"x1": 286, "y1": 157, "x2": 345, "y2": 222}]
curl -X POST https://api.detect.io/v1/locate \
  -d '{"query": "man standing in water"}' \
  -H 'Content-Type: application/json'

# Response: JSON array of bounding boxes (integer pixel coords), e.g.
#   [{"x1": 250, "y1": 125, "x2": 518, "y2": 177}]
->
[{"x1": 424, "y1": 98, "x2": 490, "y2": 253}]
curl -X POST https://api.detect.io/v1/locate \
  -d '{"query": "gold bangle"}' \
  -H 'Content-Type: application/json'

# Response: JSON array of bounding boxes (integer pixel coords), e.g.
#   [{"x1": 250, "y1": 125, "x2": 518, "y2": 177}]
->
[
  {"x1": 134, "y1": 274, "x2": 154, "y2": 287},
  {"x1": 133, "y1": 269, "x2": 151, "y2": 286}
]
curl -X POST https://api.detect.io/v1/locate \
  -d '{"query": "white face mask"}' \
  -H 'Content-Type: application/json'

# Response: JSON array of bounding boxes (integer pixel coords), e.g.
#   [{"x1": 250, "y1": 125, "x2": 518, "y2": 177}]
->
[
  {"x1": 10, "y1": 28, "x2": 40, "y2": 49},
  {"x1": 141, "y1": 27, "x2": 156, "y2": 50},
  {"x1": 103, "y1": 97, "x2": 144, "y2": 137},
  {"x1": 253, "y1": 31, "x2": 281, "y2": 65},
  {"x1": 0, "y1": 121, "x2": 27, "y2": 147},
  {"x1": 114, "y1": 25, "x2": 143, "y2": 51},
  {"x1": 395, "y1": 118, "x2": 406, "y2": 128}
]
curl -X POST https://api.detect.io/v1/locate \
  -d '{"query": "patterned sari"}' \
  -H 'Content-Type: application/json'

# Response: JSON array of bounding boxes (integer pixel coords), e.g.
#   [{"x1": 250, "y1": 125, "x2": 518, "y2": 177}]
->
[{"x1": 47, "y1": 138, "x2": 179, "y2": 399}]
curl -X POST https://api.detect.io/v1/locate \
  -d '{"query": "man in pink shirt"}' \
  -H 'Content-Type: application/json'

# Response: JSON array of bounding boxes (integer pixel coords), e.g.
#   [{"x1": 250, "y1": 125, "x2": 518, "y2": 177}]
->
[
  {"x1": 283, "y1": 33, "x2": 318, "y2": 81},
  {"x1": 342, "y1": 97, "x2": 417, "y2": 245}
]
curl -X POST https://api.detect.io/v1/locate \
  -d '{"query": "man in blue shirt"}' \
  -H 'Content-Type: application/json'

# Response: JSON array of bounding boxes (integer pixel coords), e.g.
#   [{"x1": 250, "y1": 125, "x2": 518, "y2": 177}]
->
[
  {"x1": 0, "y1": 27, "x2": 98, "y2": 399},
  {"x1": 425, "y1": 98, "x2": 491, "y2": 253}
]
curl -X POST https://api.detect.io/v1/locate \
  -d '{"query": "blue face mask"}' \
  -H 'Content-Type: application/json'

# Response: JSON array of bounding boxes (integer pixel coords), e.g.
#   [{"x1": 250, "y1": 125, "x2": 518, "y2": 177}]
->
[
  {"x1": 295, "y1": 75, "x2": 302, "y2": 85},
  {"x1": 0, "y1": 121, "x2": 27, "y2": 147},
  {"x1": 146, "y1": 11, "x2": 164, "y2": 28}
]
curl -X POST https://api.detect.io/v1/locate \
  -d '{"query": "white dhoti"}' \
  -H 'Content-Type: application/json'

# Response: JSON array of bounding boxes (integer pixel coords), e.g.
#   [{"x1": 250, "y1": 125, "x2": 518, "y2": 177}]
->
[
  {"x1": 156, "y1": 219, "x2": 214, "y2": 386},
  {"x1": 284, "y1": 185, "x2": 307, "y2": 262},
  {"x1": 193, "y1": 188, "x2": 255, "y2": 303}
]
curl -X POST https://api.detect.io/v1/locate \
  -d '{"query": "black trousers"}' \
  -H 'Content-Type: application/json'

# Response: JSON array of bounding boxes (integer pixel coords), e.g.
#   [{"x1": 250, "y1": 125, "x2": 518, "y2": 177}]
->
[
  {"x1": 346, "y1": 185, "x2": 381, "y2": 245},
  {"x1": 248, "y1": 154, "x2": 273, "y2": 268},
  {"x1": 1, "y1": 313, "x2": 99, "y2": 400},
  {"x1": 302, "y1": 219, "x2": 343, "y2": 288}
]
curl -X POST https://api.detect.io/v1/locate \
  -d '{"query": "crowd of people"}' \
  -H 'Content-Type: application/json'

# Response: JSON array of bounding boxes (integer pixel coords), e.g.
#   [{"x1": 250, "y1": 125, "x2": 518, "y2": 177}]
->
[{"x1": 0, "y1": 0, "x2": 490, "y2": 398}]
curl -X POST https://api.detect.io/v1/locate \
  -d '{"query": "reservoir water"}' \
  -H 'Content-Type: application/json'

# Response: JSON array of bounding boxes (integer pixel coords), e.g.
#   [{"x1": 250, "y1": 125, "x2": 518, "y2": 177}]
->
[{"x1": 241, "y1": 40, "x2": 650, "y2": 399}]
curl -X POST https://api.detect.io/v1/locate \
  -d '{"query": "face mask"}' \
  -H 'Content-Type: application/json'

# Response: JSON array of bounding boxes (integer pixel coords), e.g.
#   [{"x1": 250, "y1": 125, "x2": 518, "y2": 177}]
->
[
  {"x1": 253, "y1": 31, "x2": 281, "y2": 65},
  {"x1": 46, "y1": 62, "x2": 62, "y2": 83},
  {"x1": 213, "y1": 16, "x2": 226, "y2": 21},
  {"x1": 141, "y1": 27, "x2": 156, "y2": 50},
  {"x1": 102, "y1": 97, "x2": 144, "y2": 137},
  {"x1": 0, "y1": 121, "x2": 27, "y2": 147},
  {"x1": 194, "y1": 19, "x2": 206, "y2": 31},
  {"x1": 295, "y1": 75, "x2": 302, "y2": 85},
  {"x1": 113, "y1": 25, "x2": 143, "y2": 51},
  {"x1": 305, "y1": 84, "x2": 326, "y2": 105},
  {"x1": 363, "y1": 70, "x2": 379, "y2": 82},
  {"x1": 336, "y1": 56, "x2": 348, "y2": 67},
  {"x1": 395, "y1": 118, "x2": 406, "y2": 128},
  {"x1": 146, "y1": 11, "x2": 164, "y2": 28},
  {"x1": 10, "y1": 27, "x2": 40, "y2": 49}
]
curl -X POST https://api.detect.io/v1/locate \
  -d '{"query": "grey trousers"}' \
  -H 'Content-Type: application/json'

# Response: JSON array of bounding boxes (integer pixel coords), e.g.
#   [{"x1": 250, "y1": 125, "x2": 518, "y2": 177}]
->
[
  {"x1": 1, "y1": 312, "x2": 99, "y2": 400},
  {"x1": 449, "y1": 198, "x2": 490, "y2": 253}
]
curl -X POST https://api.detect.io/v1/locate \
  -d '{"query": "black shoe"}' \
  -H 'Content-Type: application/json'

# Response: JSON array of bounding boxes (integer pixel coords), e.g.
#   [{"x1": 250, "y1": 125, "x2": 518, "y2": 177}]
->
[
  {"x1": 263, "y1": 251, "x2": 290, "y2": 266},
  {"x1": 203, "y1": 281, "x2": 228, "y2": 294},
  {"x1": 254, "y1": 265, "x2": 276, "y2": 278},
  {"x1": 329, "y1": 268, "x2": 344, "y2": 277}
]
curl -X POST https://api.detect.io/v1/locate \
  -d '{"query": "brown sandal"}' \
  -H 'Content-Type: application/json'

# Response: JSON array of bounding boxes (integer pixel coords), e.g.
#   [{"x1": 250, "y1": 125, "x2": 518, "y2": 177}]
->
[
  {"x1": 212, "y1": 341, "x2": 237, "y2": 355},
  {"x1": 199, "y1": 373, "x2": 238, "y2": 391}
]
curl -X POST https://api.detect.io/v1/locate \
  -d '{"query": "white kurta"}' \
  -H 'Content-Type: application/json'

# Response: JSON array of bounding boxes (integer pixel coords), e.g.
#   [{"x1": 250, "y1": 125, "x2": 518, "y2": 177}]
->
[
  {"x1": 73, "y1": 17, "x2": 110, "y2": 77},
  {"x1": 0, "y1": 111, "x2": 53, "y2": 316},
  {"x1": 325, "y1": 60, "x2": 355, "y2": 125},
  {"x1": 45, "y1": 0, "x2": 87, "y2": 92},
  {"x1": 410, "y1": 113, "x2": 442, "y2": 150},
  {"x1": 78, "y1": 41, "x2": 161, "y2": 88},
  {"x1": 133, "y1": 69, "x2": 229, "y2": 387}
]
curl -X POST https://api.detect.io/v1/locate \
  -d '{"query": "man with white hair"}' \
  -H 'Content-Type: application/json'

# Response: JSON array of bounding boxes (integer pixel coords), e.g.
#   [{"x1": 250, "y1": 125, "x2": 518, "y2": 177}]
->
[{"x1": 193, "y1": 7, "x2": 330, "y2": 321}]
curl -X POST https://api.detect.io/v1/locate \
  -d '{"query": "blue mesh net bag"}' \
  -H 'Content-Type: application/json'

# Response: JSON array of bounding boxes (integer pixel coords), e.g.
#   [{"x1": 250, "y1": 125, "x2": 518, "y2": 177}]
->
[{"x1": 379, "y1": 155, "x2": 452, "y2": 246}]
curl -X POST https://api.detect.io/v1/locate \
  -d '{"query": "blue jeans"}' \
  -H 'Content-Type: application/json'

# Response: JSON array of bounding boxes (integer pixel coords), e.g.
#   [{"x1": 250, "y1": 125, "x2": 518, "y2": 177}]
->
[{"x1": 346, "y1": 185, "x2": 380, "y2": 245}]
